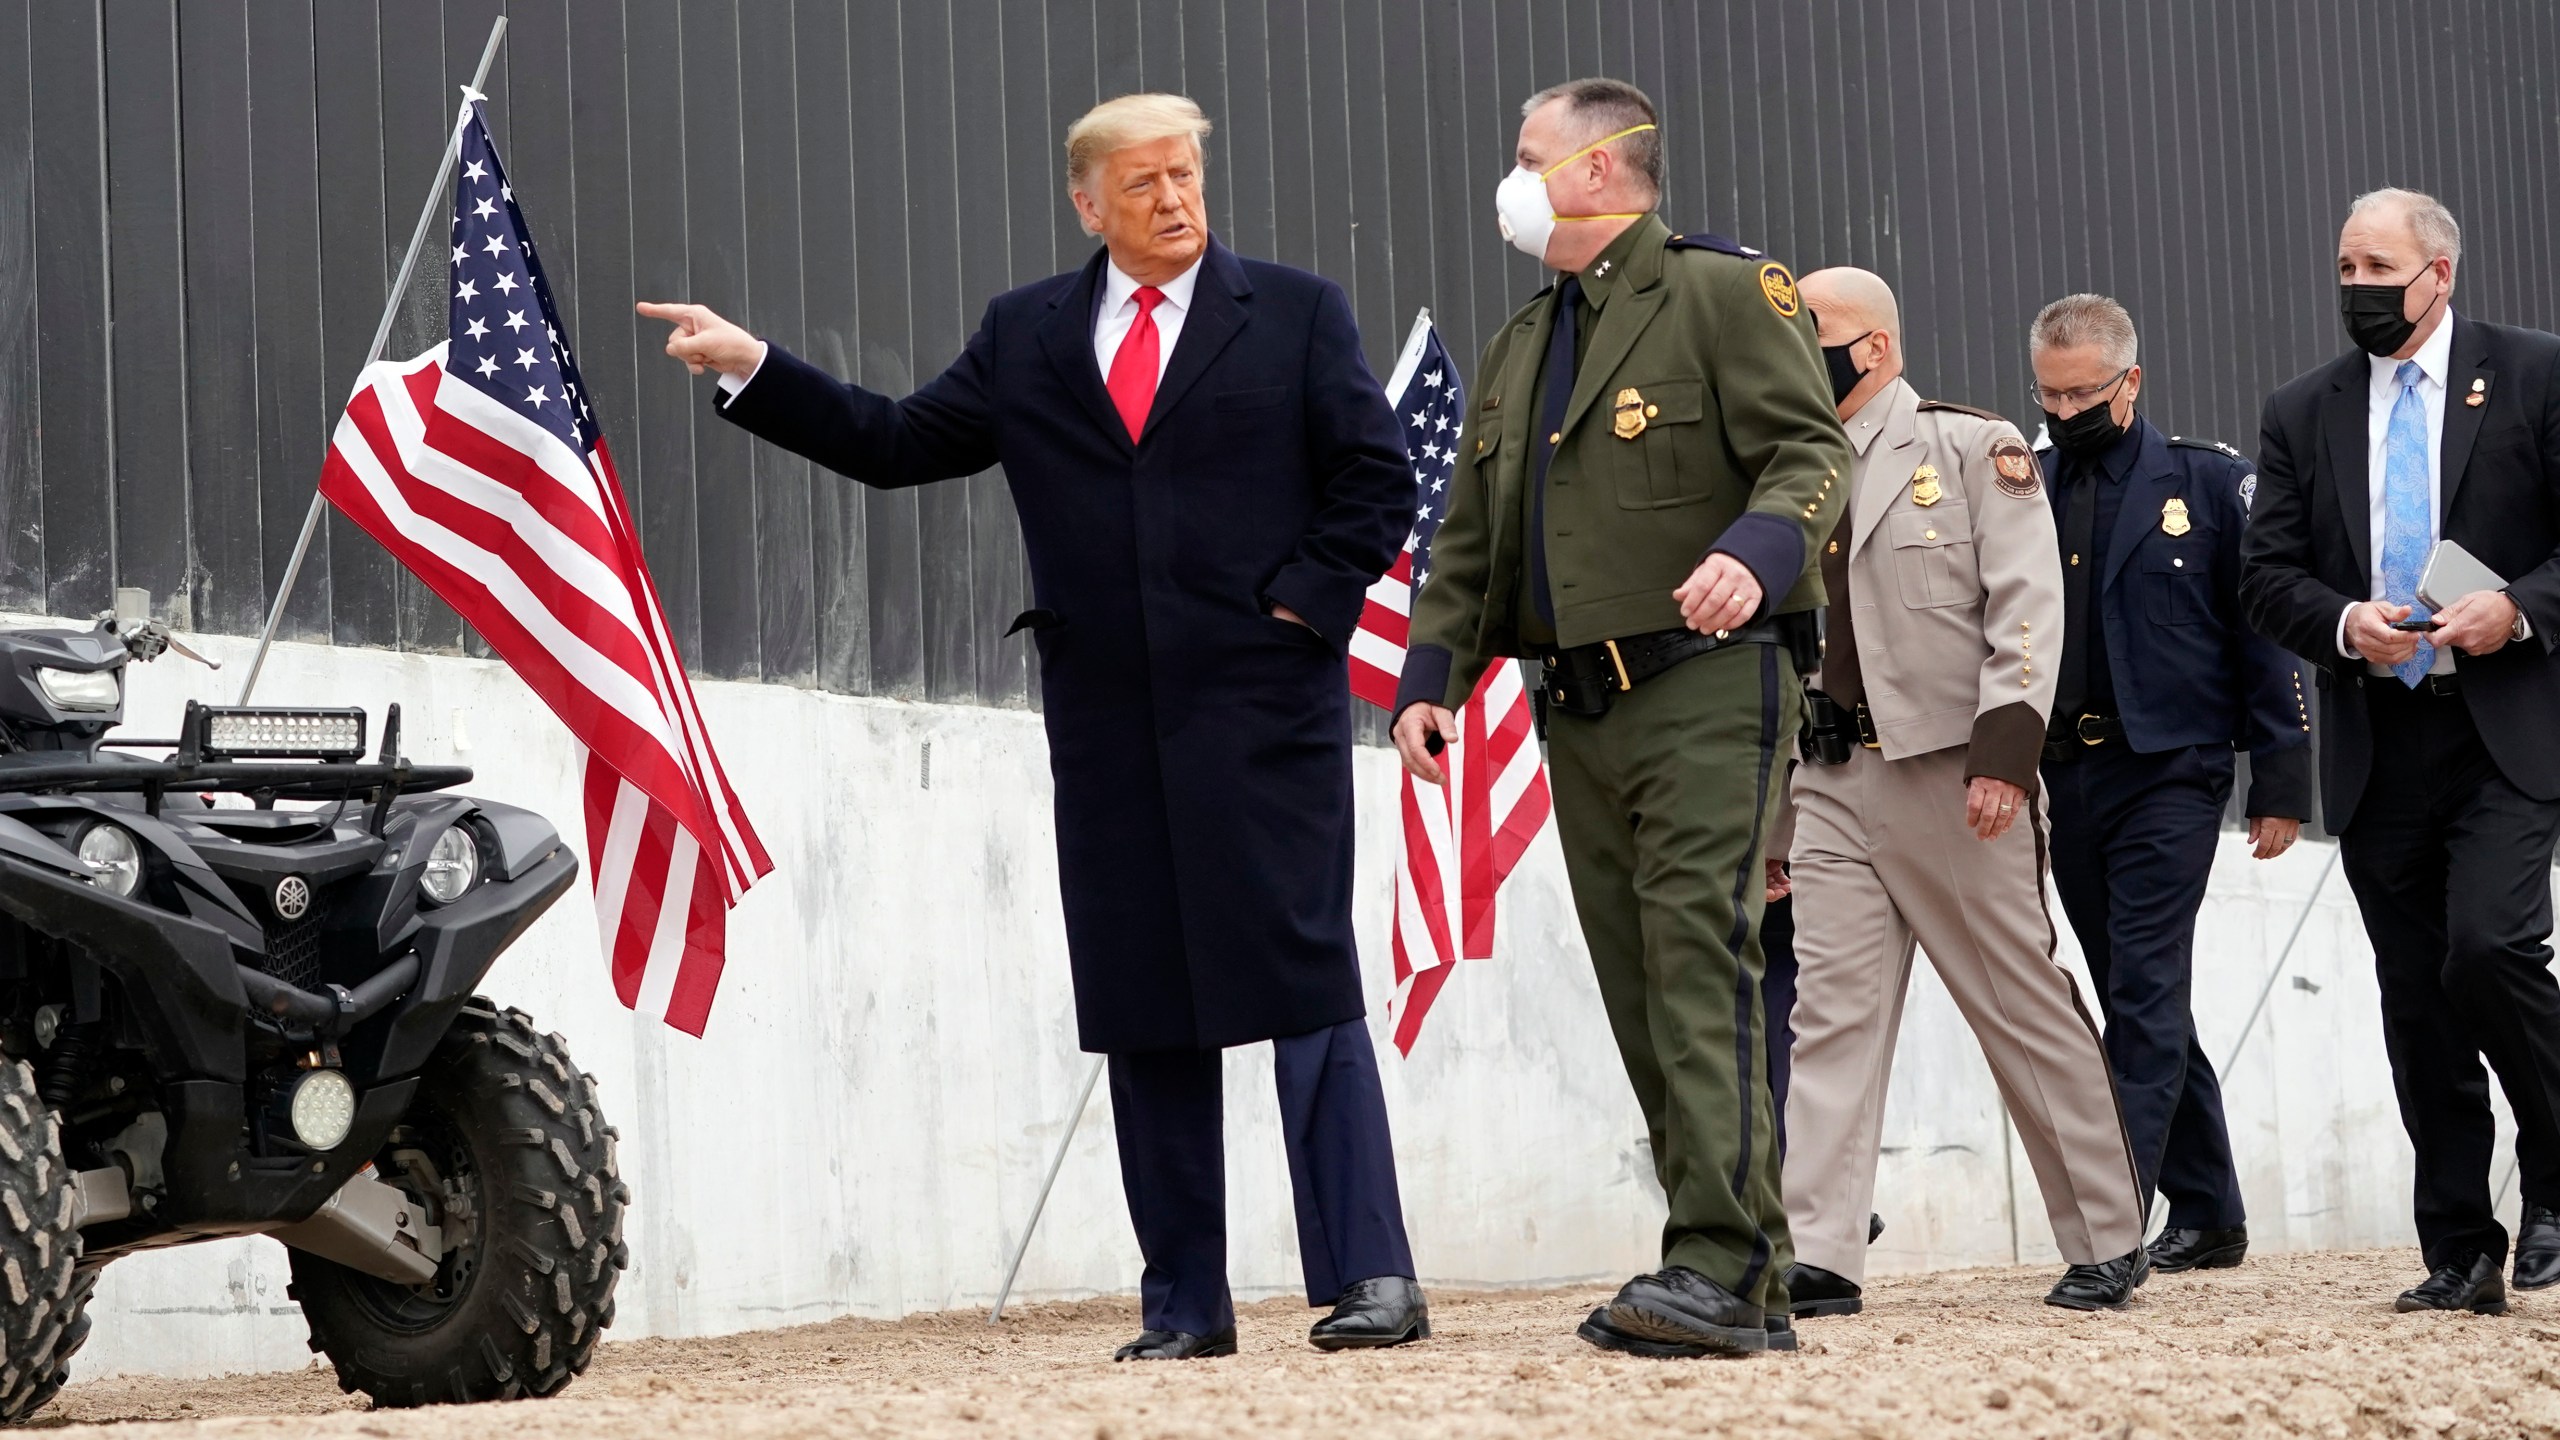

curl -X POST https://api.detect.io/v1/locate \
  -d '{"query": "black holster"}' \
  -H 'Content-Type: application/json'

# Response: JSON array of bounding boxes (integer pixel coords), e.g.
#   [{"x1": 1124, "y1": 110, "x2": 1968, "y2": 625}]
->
[{"x1": 1800, "y1": 687, "x2": 1855, "y2": 766}]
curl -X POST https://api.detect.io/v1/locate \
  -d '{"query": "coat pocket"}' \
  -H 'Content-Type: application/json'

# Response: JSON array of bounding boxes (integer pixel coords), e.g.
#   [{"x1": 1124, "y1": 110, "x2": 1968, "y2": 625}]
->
[
  {"x1": 1885, "y1": 505, "x2": 1977, "y2": 609},
  {"x1": 1609, "y1": 378, "x2": 1711, "y2": 509},
  {"x1": 1214, "y1": 385, "x2": 1288, "y2": 411},
  {"x1": 2140, "y1": 548, "x2": 2209, "y2": 625}
]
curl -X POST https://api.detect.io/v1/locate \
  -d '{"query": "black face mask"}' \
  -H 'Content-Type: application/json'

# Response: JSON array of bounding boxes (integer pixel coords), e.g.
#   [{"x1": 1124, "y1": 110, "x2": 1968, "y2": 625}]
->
[
  {"x1": 2340, "y1": 271, "x2": 2443, "y2": 357},
  {"x1": 1821, "y1": 333, "x2": 1873, "y2": 406},
  {"x1": 2042, "y1": 373, "x2": 2130, "y2": 459}
]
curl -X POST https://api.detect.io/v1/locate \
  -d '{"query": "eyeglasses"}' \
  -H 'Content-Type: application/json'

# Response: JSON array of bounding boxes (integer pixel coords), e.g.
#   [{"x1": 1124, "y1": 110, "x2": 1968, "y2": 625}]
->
[{"x1": 2028, "y1": 368, "x2": 2129, "y2": 413}]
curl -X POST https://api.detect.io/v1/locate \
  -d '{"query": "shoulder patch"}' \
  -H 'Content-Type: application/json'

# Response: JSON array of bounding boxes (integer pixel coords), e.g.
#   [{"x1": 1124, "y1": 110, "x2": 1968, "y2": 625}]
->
[
  {"x1": 1917, "y1": 399, "x2": 2005, "y2": 422},
  {"x1": 2168, "y1": 435, "x2": 2248, "y2": 462},
  {"x1": 1755, "y1": 262, "x2": 1800, "y2": 318},
  {"x1": 1989, "y1": 436, "x2": 2041, "y2": 498},
  {"x1": 2238, "y1": 473, "x2": 2259, "y2": 512},
  {"x1": 1664, "y1": 231, "x2": 1763, "y2": 259}
]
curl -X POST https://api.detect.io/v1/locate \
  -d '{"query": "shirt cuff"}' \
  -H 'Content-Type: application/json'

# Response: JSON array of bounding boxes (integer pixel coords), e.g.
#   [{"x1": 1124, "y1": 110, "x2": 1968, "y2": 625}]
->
[
  {"x1": 714, "y1": 340, "x2": 770, "y2": 399},
  {"x1": 2336, "y1": 601, "x2": 2360, "y2": 659}
]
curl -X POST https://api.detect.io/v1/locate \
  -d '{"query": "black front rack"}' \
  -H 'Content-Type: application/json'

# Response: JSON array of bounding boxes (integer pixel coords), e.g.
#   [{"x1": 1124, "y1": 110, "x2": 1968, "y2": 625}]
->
[{"x1": 0, "y1": 701, "x2": 470, "y2": 826}]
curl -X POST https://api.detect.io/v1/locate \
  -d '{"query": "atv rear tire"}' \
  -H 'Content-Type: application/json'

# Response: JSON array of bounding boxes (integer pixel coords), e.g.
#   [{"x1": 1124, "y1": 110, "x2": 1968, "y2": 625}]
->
[
  {"x1": 0, "y1": 1059, "x2": 97, "y2": 1424},
  {"x1": 290, "y1": 1001, "x2": 627, "y2": 1407}
]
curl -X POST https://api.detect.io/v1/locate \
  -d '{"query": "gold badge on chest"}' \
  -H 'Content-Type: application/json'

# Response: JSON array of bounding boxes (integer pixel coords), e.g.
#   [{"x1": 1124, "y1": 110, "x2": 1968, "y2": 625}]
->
[
  {"x1": 1910, "y1": 463, "x2": 1943, "y2": 507},
  {"x1": 1613, "y1": 387, "x2": 1647, "y2": 440},
  {"x1": 2162, "y1": 496, "x2": 2192, "y2": 536}
]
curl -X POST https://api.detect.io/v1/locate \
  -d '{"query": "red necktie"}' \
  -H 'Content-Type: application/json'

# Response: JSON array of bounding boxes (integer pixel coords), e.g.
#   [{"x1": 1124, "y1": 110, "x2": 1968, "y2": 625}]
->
[{"x1": 1105, "y1": 286, "x2": 1165, "y2": 442}]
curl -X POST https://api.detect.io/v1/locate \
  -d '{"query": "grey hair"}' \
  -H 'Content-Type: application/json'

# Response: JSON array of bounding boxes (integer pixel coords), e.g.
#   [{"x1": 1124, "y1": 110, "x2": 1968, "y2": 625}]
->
[
  {"x1": 2349, "y1": 187, "x2": 2463, "y2": 267},
  {"x1": 2029, "y1": 293, "x2": 2139, "y2": 372},
  {"x1": 1521, "y1": 77, "x2": 1663, "y2": 200}
]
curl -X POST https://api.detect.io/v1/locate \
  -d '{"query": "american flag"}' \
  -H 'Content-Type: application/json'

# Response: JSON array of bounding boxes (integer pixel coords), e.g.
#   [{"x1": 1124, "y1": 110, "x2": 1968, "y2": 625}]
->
[
  {"x1": 1353, "y1": 313, "x2": 1552, "y2": 1055},
  {"x1": 319, "y1": 95, "x2": 772, "y2": 1035}
]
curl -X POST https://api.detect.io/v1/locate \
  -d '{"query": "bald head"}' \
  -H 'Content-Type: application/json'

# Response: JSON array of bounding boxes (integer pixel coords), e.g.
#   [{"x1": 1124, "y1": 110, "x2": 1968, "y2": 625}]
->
[
  {"x1": 1800, "y1": 267, "x2": 1903, "y2": 418},
  {"x1": 1800, "y1": 267, "x2": 1901, "y2": 347}
]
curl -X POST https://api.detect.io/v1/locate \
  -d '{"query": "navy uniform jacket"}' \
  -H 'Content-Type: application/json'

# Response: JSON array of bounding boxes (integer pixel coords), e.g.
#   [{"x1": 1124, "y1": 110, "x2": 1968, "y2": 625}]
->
[
  {"x1": 2038, "y1": 415, "x2": 2314, "y2": 818},
  {"x1": 714, "y1": 238, "x2": 1412, "y2": 1053}
]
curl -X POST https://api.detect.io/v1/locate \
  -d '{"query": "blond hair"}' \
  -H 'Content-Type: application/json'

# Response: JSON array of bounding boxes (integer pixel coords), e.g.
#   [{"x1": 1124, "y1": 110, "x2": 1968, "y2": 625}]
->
[{"x1": 1065, "y1": 93, "x2": 1212, "y2": 189}]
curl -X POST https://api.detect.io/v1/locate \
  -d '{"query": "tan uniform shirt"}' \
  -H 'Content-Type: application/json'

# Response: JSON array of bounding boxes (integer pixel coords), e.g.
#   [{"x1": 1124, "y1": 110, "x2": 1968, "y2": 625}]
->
[{"x1": 1822, "y1": 377, "x2": 2061, "y2": 788}]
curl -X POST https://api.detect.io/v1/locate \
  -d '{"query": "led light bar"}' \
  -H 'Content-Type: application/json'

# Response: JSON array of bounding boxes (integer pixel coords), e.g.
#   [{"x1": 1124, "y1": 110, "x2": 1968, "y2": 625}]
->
[{"x1": 198, "y1": 706, "x2": 368, "y2": 761}]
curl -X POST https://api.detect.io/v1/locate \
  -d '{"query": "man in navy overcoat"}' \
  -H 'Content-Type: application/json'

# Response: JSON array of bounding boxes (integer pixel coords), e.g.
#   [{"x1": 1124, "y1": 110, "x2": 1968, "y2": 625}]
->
[{"x1": 640, "y1": 92, "x2": 1425, "y2": 1359}]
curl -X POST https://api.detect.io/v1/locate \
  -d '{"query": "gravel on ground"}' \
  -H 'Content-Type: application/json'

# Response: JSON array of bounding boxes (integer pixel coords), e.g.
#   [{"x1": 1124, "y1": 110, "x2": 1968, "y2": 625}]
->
[{"x1": 34, "y1": 1247, "x2": 2560, "y2": 1439}]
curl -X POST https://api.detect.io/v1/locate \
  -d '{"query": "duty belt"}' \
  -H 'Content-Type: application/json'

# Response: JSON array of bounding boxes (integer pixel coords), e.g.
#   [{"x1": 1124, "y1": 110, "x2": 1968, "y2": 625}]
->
[
  {"x1": 2040, "y1": 712, "x2": 2127, "y2": 764},
  {"x1": 1540, "y1": 620, "x2": 1781, "y2": 718}
]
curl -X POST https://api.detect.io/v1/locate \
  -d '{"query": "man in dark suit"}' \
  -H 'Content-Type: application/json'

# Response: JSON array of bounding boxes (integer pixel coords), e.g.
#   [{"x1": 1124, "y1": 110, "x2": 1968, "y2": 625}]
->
[
  {"x1": 2028, "y1": 293, "x2": 2314, "y2": 1277},
  {"x1": 2241, "y1": 188, "x2": 2560, "y2": 1315},
  {"x1": 639, "y1": 93, "x2": 1426, "y2": 1359}
]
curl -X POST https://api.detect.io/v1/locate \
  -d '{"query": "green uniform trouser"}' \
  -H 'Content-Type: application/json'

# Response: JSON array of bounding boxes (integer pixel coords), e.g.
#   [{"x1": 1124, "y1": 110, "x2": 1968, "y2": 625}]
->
[{"x1": 1545, "y1": 639, "x2": 1800, "y2": 1308}]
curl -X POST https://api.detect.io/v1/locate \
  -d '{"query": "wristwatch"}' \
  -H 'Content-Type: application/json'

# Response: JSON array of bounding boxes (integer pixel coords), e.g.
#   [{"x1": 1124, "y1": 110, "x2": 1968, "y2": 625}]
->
[{"x1": 2509, "y1": 591, "x2": 2531, "y2": 643}]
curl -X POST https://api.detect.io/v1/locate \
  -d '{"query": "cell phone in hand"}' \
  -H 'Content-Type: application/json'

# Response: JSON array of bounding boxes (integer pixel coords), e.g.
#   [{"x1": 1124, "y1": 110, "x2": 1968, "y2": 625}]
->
[{"x1": 2388, "y1": 617, "x2": 2443, "y2": 632}]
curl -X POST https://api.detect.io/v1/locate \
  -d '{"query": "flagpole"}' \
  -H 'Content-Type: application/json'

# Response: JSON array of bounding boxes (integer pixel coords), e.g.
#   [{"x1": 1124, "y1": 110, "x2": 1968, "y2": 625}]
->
[
  {"x1": 233, "y1": 15, "x2": 509, "y2": 705},
  {"x1": 988, "y1": 1052, "x2": 1107, "y2": 1324}
]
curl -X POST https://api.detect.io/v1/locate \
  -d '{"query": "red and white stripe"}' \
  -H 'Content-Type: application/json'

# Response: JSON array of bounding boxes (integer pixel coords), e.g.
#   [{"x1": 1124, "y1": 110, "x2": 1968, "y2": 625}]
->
[
  {"x1": 1380, "y1": 655, "x2": 1549, "y2": 1054},
  {"x1": 320, "y1": 345, "x2": 772, "y2": 1034}
]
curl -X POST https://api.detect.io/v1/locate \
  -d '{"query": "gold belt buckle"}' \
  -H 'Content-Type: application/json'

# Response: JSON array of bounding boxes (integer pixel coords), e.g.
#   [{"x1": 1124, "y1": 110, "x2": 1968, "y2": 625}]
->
[
  {"x1": 2079, "y1": 714, "x2": 2105, "y2": 747},
  {"x1": 1603, "y1": 639, "x2": 1634, "y2": 692},
  {"x1": 1854, "y1": 701, "x2": 1882, "y2": 749}
]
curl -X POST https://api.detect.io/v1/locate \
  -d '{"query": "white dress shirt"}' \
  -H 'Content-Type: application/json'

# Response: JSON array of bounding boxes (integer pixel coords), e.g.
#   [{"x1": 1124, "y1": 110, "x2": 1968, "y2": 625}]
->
[
  {"x1": 716, "y1": 252, "x2": 1204, "y2": 402},
  {"x1": 2338, "y1": 310, "x2": 2460, "y2": 673},
  {"x1": 1092, "y1": 255, "x2": 1200, "y2": 384}
]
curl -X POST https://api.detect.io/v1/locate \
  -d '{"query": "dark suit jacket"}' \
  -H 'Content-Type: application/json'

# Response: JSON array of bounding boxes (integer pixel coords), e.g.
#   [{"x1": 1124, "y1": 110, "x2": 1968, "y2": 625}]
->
[
  {"x1": 2038, "y1": 417, "x2": 2313, "y2": 819},
  {"x1": 715, "y1": 238, "x2": 1412, "y2": 1051},
  {"x1": 2239, "y1": 314, "x2": 2560, "y2": 832}
]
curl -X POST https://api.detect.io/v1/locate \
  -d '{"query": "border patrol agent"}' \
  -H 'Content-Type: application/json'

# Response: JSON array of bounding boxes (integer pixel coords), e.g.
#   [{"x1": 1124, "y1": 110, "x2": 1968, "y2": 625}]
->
[
  {"x1": 1392, "y1": 78, "x2": 1850, "y2": 1358},
  {"x1": 1778, "y1": 268, "x2": 2150, "y2": 1318},
  {"x1": 2027, "y1": 294, "x2": 2313, "y2": 1276}
]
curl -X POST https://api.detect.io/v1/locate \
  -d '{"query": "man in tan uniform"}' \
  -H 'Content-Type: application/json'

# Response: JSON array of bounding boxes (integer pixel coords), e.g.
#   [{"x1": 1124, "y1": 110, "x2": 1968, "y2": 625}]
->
[{"x1": 1779, "y1": 268, "x2": 2148, "y2": 1314}]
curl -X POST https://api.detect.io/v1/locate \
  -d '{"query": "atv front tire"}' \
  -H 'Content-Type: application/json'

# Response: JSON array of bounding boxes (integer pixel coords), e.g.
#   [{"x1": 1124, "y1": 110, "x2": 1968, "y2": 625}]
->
[
  {"x1": 290, "y1": 1001, "x2": 627, "y2": 1406},
  {"x1": 0, "y1": 1059, "x2": 96, "y2": 1423}
]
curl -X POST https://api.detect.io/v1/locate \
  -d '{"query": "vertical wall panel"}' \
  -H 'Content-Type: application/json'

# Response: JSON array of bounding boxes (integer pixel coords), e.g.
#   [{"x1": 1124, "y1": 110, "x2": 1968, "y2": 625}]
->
[
  {"x1": 13, "y1": 0, "x2": 2560, "y2": 723},
  {"x1": 738, "y1": 2, "x2": 815, "y2": 686},
  {"x1": 0, "y1": 2, "x2": 42, "y2": 611},
  {"x1": 101, "y1": 0, "x2": 187, "y2": 621},
  {"x1": 244, "y1": 0, "x2": 329, "y2": 643},
  {"x1": 175, "y1": 1, "x2": 263, "y2": 636},
  {"x1": 792, "y1": 0, "x2": 871, "y2": 697}
]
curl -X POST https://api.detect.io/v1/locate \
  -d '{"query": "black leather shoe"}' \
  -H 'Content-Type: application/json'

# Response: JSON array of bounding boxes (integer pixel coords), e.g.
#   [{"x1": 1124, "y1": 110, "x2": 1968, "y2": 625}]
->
[
  {"x1": 2397, "y1": 1254, "x2": 2508, "y2": 1315},
  {"x1": 1603, "y1": 1268, "x2": 1768, "y2": 1356},
  {"x1": 2147, "y1": 1225, "x2": 2248, "y2": 1273},
  {"x1": 2045, "y1": 1248, "x2": 2150, "y2": 1311},
  {"x1": 1577, "y1": 1304, "x2": 1705, "y2": 1358},
  {"x1": 1113, "y1": 1327, "x2": 1238, "y2": 1361},
  {"x1": 1764, "y1": 1312, "x2": 1798, "y2": 1352},
  {"x1": 2514, "y1": 1206, "x2": 2560, "y2": 1292},
  {"x1": 1783, "y1": 1262, "x2": 1863, "y2": 1317},
  {"x1": 1308, "y1": 1275, "x2": 1429, "y2": 1350},
  {"x1": 1869, "y1": 1213, "x2": 1885, "y2": 1245}
]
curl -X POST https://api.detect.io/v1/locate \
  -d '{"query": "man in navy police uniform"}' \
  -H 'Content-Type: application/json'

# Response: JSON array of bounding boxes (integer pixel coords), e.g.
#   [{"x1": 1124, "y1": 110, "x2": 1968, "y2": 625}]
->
[{"x1": 2026, "y1": 294, "x2": 2314, "y2": 1275}]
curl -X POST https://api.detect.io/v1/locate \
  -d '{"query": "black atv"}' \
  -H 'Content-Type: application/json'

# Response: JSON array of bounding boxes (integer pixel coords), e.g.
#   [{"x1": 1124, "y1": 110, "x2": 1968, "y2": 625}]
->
[{"x1": 0, "y1": 614, "x2": 625, "y2": 1419}]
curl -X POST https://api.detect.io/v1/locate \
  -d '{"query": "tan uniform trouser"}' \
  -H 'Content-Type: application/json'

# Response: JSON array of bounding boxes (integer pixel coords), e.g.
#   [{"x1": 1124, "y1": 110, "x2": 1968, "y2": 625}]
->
[{"x1": 1783, "y1": 743, "x2": 2144, "y2": 1283}]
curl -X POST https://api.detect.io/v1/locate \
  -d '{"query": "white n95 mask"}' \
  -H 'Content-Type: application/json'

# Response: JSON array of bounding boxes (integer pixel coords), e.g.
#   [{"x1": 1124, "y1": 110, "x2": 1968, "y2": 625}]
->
[{"x1": 1493, "y1": 122, "x2": 1658, "y2": 264}]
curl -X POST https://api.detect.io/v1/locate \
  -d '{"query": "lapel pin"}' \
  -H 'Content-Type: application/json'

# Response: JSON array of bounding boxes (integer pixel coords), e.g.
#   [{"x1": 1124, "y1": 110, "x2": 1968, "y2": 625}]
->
[{"x1": 2467, "y1": 377, "x2": 2487, "y2": 407}]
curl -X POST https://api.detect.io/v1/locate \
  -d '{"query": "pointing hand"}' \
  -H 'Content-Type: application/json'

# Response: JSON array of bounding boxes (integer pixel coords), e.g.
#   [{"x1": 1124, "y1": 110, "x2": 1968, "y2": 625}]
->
[{"x1": 635, "y1": 301, "x2": 764, "y2": 379}]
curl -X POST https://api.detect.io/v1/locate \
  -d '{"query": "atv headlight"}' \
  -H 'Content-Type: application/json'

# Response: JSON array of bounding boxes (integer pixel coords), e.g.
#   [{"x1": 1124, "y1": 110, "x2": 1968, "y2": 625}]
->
[
  {"x1": 76, "y1": 823, "x2": 142, "y2": 896},
  {"x1": 287, "y1": 1069, "x2": 357, "y2": 1151},
  {"x1": 36, "y1": 666, "x2": 120, "y2": 712},
  {"x1": 420, "y1": 825, "x2": 480, "y2": 905}
]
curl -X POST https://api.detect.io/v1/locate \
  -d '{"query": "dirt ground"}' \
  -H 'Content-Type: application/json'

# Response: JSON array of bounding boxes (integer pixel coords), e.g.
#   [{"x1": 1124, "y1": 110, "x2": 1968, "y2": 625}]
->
[{"x1": 32, "y1": 1247, "x2": 2560, "y2": 1439}]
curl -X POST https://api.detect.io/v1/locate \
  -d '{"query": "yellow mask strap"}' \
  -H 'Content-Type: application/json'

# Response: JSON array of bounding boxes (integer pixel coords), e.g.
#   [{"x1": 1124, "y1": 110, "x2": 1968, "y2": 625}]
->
[{"x1": 1538, "y1": 122, "x2": 1657, "y2": 224}]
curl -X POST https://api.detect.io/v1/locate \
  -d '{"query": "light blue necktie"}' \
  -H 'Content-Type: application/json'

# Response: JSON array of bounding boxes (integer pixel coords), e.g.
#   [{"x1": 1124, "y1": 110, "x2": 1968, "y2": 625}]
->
[{"x1": 2380, "y1": 360, "x2": 2435, "y2": 686}]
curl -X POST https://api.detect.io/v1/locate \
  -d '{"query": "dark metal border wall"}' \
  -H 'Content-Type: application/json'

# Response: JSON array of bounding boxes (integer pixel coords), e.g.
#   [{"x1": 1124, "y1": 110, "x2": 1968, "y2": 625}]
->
[{"x1": 4, "y1": 1, "x2": 2558, "y2": 712}]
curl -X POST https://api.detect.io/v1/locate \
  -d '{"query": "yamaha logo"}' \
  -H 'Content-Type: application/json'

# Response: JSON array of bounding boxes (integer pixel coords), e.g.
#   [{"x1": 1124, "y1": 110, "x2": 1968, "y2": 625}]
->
[{"x1": 273, "y1": 875, "x2": 312, "y2": 921}]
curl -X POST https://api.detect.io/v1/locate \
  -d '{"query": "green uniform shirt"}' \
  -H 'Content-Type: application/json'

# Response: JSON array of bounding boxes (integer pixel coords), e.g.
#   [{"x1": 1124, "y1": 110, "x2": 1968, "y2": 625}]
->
[{"x1": 1396, "y1": 215, "x2": 1854, "y2": 714}]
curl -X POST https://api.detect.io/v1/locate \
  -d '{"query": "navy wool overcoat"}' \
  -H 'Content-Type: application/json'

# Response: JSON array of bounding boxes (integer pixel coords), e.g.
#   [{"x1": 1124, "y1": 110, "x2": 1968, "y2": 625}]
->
[{"x1": 716, "y1": 239, "x2": 1413, "y2": 1052}]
